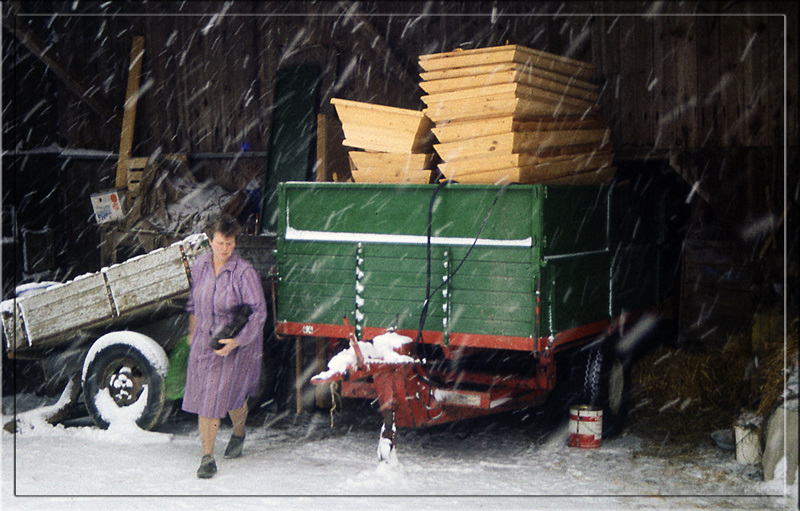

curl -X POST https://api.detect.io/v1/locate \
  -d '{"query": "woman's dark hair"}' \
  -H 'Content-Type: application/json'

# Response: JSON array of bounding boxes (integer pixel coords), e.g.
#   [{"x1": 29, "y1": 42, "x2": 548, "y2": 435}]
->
[{"x1": 208, "y1": 214, "x2": 241, "y2": 238}]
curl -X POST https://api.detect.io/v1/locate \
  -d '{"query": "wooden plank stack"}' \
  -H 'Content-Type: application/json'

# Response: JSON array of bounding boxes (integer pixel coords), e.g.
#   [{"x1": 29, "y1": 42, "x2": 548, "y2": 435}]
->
[
  {"x1": 418, "y1": 45, "x2": 616, "y2": 185},
  {"x1": 331, "y1": 98, "x2": 435, "y2": 184}
]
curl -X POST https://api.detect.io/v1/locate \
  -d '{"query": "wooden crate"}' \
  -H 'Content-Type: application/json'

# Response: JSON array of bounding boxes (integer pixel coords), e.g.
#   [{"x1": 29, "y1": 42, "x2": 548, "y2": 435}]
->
[
  {"x1": 434, "y1": 129, "x2": 611, "y2": 161},
  {"x1": 418, "y1": 45, "x2": 594, "y2": 82},
  {"x1": 332, "y1": 98, "x2": 433, "y2": 154}
]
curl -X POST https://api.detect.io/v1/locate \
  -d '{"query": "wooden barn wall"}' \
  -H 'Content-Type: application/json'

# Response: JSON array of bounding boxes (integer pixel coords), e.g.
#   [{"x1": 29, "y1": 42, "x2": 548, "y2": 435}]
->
[{"x1": 2, "y1": 1, "x2": 798, "y2": 281}]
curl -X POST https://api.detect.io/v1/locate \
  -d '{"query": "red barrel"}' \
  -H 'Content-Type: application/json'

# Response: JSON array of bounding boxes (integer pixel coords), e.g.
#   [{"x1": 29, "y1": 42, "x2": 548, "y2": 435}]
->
[{"x1": 568, "y1": 405, "x2": 603, "y2": 448}]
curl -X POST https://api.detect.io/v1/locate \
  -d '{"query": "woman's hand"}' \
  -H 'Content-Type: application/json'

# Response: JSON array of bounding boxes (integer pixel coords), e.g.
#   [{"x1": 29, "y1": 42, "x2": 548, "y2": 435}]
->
[{"x1": 214, "y1": 338, "x2": 239, "y2": 357}]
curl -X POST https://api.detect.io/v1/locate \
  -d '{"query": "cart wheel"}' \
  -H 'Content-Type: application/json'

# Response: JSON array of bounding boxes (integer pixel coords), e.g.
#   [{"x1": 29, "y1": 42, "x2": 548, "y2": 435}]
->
[
  {"x1": 584, "y1": 345, "x2": 630, "y2": 438},
  {"x1": 81, "y1": 332, "x2": 169, "y2": 431}
]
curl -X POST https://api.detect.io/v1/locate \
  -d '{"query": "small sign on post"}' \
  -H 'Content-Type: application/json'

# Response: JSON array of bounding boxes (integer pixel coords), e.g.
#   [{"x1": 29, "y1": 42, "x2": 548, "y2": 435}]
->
[{"x1": 90, "y1": 189, "x2": 126, "y2": 224}]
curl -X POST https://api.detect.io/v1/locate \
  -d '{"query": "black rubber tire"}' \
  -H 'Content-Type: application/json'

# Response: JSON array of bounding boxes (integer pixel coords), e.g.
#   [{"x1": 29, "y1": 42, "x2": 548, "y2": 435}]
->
[
  {"x1": 82, "y1": 333, "x2": 168, "y2": 431},
  {"x1": 584, "y1": 343, "x2": 630, "y2": 439}
]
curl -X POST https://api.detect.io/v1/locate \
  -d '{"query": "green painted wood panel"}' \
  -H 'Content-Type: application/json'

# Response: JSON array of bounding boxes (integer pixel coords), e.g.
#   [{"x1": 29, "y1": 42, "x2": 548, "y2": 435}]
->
[{"x1": 277, "y1": 182, "x2": 662, "y2": 347}]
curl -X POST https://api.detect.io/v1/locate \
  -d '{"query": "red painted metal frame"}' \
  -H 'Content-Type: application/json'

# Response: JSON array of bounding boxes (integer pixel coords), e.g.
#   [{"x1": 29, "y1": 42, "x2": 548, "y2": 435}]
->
[{"x1": 295, "y1": 306, "x2": 659, "y2": 429}]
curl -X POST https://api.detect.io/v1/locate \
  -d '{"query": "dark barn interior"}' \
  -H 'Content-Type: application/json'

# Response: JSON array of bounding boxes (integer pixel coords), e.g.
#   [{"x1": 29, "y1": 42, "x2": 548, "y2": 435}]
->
[{"x1": 1, "y1": 0, "x2": 798, "y2": 472}]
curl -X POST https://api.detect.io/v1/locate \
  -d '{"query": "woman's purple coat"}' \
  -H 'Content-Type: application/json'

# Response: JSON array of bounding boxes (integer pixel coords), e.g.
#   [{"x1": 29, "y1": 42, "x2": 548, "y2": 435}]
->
[{"x1": 182, "y1": 251, "x2": 267, "y2": 419}]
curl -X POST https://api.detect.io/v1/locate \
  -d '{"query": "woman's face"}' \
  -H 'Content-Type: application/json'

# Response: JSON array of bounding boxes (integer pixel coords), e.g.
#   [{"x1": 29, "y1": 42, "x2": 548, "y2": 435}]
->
[{"x1": 211, "y1": 232, "x2": 236, "y2": 264}]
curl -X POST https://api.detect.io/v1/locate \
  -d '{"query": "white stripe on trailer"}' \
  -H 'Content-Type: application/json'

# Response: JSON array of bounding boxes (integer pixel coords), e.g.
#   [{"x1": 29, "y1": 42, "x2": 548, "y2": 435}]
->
[{"x1": 285, "y1": 226, "x2": 531, "y2": 248}]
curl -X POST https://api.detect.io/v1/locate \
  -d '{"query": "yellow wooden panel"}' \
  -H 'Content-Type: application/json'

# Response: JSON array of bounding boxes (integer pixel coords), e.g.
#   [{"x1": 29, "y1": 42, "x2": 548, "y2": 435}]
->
[
  {"x1": 420, "y1": 62, "x2": 597, "y2": 92},
  {"x1": 418, "y1": 45, "x2": 594, "y2": 81},
  {"x1": 434, "y1": 129, "x2": 610, "y2": 161},
  {"x1": 420, "y1": 67, "x2": 598, "y2": 103},
  {"x1": 432, "y1": 115, "x2": 607, "y2": 143},
  {"x1": 349, "y1": 151, "x2": 434, "y2": 172},
  {"x1": 442, "y1": 151, "x2": 614, "y2": 180},
  {"x1": 422, "y1": 82, "x2": 596, "y2": 111}
]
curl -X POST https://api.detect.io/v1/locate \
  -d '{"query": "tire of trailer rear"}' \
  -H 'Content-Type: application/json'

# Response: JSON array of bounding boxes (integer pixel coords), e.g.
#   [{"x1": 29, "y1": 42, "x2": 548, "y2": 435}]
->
[{"x1": 584, "y1": 340, "x2": 630, "y2": 438}]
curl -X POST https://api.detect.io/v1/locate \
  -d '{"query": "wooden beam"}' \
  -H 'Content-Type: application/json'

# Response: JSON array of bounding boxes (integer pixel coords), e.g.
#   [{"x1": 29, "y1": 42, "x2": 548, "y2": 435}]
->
[
  {"x1": 3, "y1": 11, "x2": 122, "y2": 127},
  {"x1": 116, "y1": 36, "x2": 145, "y2": 190}
]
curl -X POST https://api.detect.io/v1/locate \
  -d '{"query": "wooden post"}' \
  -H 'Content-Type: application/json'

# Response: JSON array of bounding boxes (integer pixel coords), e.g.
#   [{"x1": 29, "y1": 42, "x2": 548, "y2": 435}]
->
[
  {"x1": 116, "y1": 36, "x2": 145, "y2": 191},
  {"x1": 314, "y1": 339, "x2": 331, "y2": 409},
  {"x1": 295, "y1": 337, "x2": 303, "y2": 414}
]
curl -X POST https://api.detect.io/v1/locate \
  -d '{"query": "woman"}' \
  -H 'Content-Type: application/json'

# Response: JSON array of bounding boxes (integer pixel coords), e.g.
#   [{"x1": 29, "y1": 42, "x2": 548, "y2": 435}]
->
[{"x1": 183, "y1": 214, "x2": 267, "y2": 479}]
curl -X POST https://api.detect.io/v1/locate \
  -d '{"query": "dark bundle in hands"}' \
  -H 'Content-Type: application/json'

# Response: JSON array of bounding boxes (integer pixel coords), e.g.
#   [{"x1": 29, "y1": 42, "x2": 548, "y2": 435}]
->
[{"x1": 209, "y1": 304, "x2": 253, "y2": 350}]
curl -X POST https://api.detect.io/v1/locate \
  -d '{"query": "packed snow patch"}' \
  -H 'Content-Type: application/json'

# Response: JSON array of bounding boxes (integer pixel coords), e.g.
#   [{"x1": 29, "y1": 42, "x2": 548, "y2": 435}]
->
[
  {"x1": 314, "y1": 332, "x2": 414, "y2": 381},
  {"x1": 92, "y1": 386, "x2": 171, "y2": 444}
]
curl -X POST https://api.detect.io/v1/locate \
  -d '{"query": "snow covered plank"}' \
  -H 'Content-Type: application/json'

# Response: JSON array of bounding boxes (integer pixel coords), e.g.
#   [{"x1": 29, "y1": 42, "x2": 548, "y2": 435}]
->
[
  {"x1": 434, "y1": 129, "x2": 611, "y2": 161},
  {"x1": 17, "y1": 274, "x2": 113, "y2": 347},
  {"x1": 105, "y1": 243, "x2": 191, "y2": 316},
  {"x1": 418, "y1": 45, "x2": 594, "y2": 82}
]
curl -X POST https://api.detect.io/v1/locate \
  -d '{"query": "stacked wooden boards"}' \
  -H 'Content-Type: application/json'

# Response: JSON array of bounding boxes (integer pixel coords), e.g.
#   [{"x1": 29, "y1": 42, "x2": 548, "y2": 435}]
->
[
  {"x1": 419, "y1": 45, "x2": 615, "y2": 185},
  {"x1": 331, "y1": 98, "x2": 435, "y2": 183}
]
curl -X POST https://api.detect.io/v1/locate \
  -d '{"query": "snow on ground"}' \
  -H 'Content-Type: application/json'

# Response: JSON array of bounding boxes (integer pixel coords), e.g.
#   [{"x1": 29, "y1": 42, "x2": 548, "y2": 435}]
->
[{"x1": 2, "y1": 392, "x2": 797, "y2": 511}]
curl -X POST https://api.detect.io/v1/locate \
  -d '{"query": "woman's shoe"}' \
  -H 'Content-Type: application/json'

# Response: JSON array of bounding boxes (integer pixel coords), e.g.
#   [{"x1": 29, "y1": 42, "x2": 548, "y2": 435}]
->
[
  {"x1": 224, "y1": 434, "x2": 245, "y2": 459},
  {"x1": 196, "y1": 455, "x2": 217, "y2": 478}
]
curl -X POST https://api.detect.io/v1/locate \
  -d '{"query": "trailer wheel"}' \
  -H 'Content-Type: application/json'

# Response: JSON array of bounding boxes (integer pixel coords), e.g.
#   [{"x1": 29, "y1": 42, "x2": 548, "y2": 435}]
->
[
  {"x1": 585, "y1": 346, "x2": 630, "y2": 438},
  {"x1": 81, "y1": 332, "x2": 169, "y2": 431}
]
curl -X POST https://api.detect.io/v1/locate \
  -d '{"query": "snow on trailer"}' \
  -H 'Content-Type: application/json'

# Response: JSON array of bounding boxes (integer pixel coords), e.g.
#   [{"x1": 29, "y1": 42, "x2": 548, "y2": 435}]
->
[
  {"x1": 277, "y1": 181, "x2": 666, "y2": 456},
  {"x1": 1, "y1": 233, "x2": 209, "y2": 352}
]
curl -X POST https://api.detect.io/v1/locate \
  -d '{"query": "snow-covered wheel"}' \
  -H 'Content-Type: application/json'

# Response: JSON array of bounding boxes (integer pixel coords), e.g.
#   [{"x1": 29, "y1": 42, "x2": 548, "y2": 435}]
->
[{"x1": 81, "y1": 332, "x2": 169, "y2": 431}]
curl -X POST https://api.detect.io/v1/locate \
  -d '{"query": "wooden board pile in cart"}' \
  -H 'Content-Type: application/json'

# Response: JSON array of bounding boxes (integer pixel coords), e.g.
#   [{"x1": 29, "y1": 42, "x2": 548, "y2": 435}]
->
[
  {"x1": 331, "y1": 98, "x2": 436, "y2": 183},
  {"x1": 419, "y1": 44, "x2": 616, "y2": 185}
]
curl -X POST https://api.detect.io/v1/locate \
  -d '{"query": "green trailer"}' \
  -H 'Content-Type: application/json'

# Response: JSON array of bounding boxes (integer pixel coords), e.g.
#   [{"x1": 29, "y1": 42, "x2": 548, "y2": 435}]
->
[{"x1": 275, "y1": 181, "x2": 665, "y2": 453}]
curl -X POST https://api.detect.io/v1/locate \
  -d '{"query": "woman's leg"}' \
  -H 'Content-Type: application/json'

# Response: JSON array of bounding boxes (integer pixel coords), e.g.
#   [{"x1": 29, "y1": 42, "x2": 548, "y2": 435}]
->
[
  {"x1": 228, "y1": 405, "x2": 248, "y2": 437},
  {"x1": 198, "y1": 416, "x2": 220, "y2": 456}
]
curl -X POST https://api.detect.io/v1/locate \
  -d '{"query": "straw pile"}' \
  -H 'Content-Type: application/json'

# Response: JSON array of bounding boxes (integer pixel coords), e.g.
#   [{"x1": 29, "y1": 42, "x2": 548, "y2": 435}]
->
[
  {"x1": 331, "y1": 98, "x2": 435, "y2": 184},
  {"x1": 418, "y1": 45, "x2": 615, "y2": 185},
  {"x1": 629, "y1": 310, "x2": 798, "y2": 440}
]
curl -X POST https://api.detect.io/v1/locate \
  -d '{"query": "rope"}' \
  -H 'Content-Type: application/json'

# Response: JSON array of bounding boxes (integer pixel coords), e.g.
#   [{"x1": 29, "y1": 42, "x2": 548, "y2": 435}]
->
[{"x1": 329, "y1": 381, "x2": 342, "y2": 428}]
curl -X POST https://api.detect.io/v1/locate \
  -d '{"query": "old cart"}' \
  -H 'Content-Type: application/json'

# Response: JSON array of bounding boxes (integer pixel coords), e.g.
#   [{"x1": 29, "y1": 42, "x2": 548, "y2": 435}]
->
[
  {"x1": 2, "y1": 234, "x2": 210, "y2": 430},
  {"x1": 275, "y1": 181, "x2": 665, "y2": 457}
]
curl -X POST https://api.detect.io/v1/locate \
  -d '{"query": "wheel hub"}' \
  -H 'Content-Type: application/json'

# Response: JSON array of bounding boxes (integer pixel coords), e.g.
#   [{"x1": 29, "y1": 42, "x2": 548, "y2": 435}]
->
[{"x1": 103, "y1": 357, "x2": 145, "y2": 407}]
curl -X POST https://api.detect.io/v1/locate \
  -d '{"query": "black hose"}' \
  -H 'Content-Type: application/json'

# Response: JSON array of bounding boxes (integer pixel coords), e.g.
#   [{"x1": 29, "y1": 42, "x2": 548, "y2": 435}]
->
[{"x1": 413, "y1": 181, "x2": 511, "y2": 365}]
